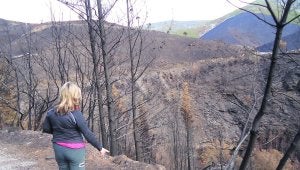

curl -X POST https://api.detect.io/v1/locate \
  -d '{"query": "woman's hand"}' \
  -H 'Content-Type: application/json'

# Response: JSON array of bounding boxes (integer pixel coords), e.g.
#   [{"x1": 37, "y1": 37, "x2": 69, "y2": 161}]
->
[{"x1": 100, "y1": 148, "x2": 110, "y2": 157}]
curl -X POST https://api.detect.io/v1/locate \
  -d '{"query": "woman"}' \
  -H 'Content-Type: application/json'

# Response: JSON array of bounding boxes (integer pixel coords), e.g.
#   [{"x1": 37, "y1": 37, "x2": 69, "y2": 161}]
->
[{"x1": 43, "y1": 82, "x2": 109, "y2": 170}]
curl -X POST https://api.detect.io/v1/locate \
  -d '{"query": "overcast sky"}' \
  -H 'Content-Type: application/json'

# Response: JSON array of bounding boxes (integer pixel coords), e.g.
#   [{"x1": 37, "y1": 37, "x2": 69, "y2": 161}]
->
[{"x1": 0, "y1": 0, "x2": 255, "y2": 24}]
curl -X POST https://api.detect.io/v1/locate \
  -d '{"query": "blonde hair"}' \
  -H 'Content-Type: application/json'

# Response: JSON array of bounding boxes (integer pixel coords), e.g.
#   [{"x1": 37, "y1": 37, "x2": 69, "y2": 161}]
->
[{"x1": 57, "y1": 82, "x2": 82, "y2": 115}]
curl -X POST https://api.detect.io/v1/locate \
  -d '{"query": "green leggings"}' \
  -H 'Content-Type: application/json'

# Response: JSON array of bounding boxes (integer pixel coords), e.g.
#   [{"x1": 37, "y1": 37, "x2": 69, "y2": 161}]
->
[{"x1": 53, "y1": 143, "x2": 86, "y2": 170}]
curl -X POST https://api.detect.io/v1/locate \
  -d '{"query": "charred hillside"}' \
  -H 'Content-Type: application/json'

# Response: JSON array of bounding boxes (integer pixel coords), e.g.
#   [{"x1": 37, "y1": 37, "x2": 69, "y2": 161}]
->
[
  {"x1": 200, "y1": 12, "x2": 300, "y2": 49},
  {"x1": 257, "y1": 29, "x2": 300, "y2": 52},
  {"x1": 135, "y1": 49, "x2": 300, "y2": 168}
]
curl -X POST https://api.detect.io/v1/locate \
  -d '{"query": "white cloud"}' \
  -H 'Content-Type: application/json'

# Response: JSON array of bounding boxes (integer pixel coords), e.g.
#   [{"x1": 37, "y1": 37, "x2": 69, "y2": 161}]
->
[
  {"x1": 0, "y1": 0, "x2": 77, "y2": 23},
  {"x1": 144, "y1": 0, "x2": 256, "y2": 22}
]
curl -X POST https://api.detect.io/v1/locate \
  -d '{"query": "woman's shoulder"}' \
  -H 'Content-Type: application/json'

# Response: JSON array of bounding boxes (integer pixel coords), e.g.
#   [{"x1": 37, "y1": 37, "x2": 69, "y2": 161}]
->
[
  {"x1": 71, "y1": 110, "x2": 83, "y2": 116},
  {"x1": 47, "y1": 107, "x2": 57, "y2": 116},
  {"x1": 71, "y1": 110, "x2": 85, "y2": 121}
]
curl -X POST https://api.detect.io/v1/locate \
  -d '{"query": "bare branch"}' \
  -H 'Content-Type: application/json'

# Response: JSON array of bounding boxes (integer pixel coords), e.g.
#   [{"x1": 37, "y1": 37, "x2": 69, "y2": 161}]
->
[
  {"x1": 284, "y1": 14, "x2": 300, "y2": 26},
  {"x1": 226, "y1": 0, "x2": 276, "y2": 27}
]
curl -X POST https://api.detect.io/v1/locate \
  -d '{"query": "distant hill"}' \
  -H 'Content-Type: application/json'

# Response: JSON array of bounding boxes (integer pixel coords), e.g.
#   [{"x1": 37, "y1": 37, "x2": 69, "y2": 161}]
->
[
  {"x1": 0, "y1": 19, "x2": 27, "y2": 44},
  {"x1": 200, "y1": 12, "x2": 300, "y2": 48},
  {"x1": 148, "y1": 20, "x2": 208, "y2": 31},
  {"x1": 149, "y1": 0, "x2": 299, "y2": 39},
  {"x1": 148, "y1": 20, "x2": 209, "y2": 38}
]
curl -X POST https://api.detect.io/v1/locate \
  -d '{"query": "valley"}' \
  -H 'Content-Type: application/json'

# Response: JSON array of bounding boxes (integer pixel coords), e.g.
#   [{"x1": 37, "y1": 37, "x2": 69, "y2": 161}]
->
[{"x1": 0, "y1": 0, "x2": 300, "y2": 169}]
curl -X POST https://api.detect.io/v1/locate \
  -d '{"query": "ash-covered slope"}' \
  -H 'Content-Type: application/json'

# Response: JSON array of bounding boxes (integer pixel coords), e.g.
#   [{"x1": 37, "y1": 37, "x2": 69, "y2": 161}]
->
[
  {"x1": 257, "y1": 29, "x2": 300, "y2": 52},
  {"x1": 200, "y1": 12, "x2": 300, "y2": 48}
]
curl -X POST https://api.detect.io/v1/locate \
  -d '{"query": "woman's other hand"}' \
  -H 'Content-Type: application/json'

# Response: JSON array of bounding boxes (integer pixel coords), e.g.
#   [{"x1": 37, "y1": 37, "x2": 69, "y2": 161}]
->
[{"x1": 100, "y1": 148, "x2": 110, "y2": 157}]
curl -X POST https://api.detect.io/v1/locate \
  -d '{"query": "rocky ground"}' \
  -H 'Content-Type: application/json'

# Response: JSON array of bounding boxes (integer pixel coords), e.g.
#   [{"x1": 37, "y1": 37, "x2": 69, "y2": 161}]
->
[{"x1": 0, "y1": 130, "x2": 165, "y2": 170}]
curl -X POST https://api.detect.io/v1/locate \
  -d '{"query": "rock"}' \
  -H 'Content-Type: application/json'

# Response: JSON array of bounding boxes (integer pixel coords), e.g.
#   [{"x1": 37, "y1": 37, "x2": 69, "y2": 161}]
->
[{"x1": 112, "y1": 155, "x2": 166, "y2": 170}]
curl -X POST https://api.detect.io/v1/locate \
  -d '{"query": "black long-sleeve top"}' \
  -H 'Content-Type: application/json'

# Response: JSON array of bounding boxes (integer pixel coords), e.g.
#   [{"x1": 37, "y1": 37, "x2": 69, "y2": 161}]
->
[{"x1": 42, "y1": 108, "x2": 102, "y2": 151}]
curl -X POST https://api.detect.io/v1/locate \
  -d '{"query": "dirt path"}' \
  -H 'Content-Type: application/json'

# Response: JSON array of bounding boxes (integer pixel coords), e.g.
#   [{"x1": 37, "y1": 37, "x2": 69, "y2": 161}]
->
[
  {"x1": 0, "y1": 130, "x2": 59, "y2": 170},
  {"x1": 0, "y1": 130, "x2": 165, "y2": 170},
  {"x1": 0, "y1": 149, "x2": 38, "y2": 169}
]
